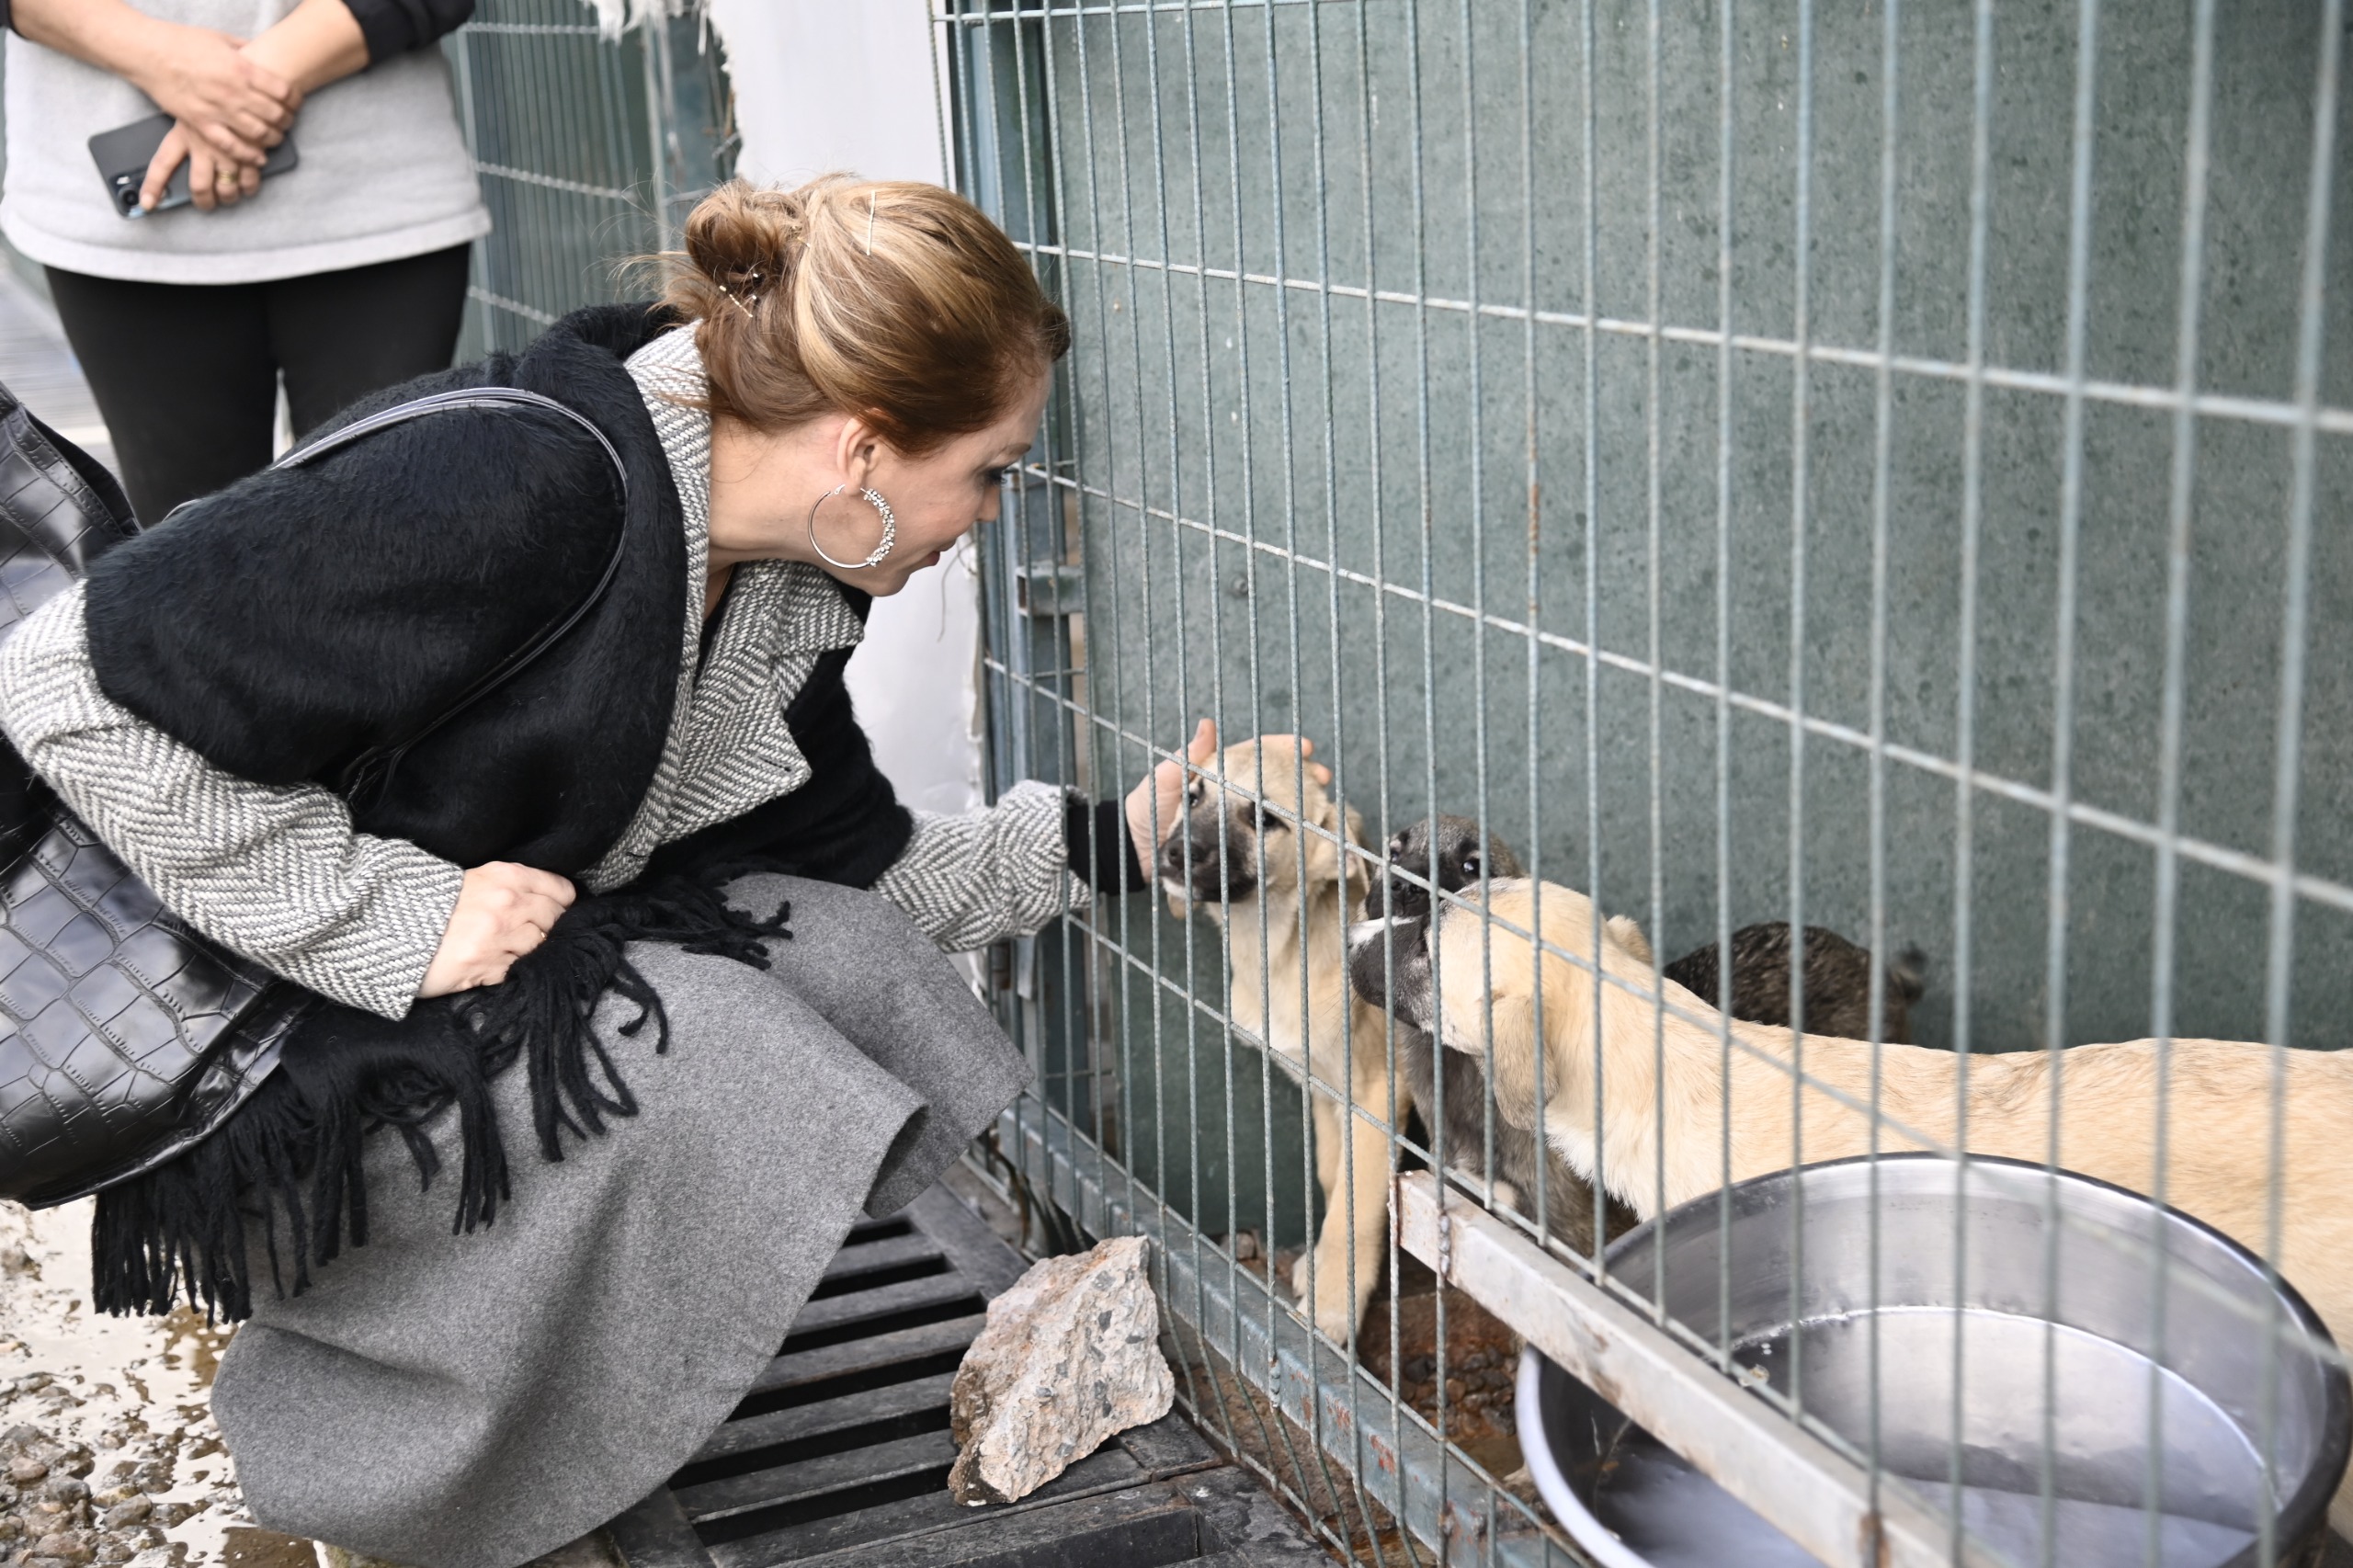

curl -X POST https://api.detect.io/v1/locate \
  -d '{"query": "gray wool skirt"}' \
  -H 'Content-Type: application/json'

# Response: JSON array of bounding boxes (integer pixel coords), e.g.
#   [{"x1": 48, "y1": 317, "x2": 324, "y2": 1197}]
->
[{"x1": 206, "y1": 876, "x2": 1030, "y2": 1568}]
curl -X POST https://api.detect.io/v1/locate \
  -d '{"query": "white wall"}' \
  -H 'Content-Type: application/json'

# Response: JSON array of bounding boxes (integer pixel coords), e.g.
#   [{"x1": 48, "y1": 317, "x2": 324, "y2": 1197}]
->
[
  {"x1": 703, "y1": 1, "x2": 947, "y2": 195},
  {"x1": 702, "y1": 0, "x2": 984, "y2": 817}
]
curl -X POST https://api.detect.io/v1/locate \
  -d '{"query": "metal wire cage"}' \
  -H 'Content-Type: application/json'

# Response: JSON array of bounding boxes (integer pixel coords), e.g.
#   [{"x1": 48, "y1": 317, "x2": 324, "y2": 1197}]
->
[
  {"x1": 941, "y1": 0, "x2": 2351, "y2": 1563},
  {"x1": 445, "y1": 0, "x2": 735, "y2": 358}
]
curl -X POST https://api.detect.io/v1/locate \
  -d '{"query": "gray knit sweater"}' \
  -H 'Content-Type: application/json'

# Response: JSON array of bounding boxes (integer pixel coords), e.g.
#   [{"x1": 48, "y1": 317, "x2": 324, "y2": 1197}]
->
[{"x1": 0, "y1": 326, "x2": 1087, "y2": 1018}]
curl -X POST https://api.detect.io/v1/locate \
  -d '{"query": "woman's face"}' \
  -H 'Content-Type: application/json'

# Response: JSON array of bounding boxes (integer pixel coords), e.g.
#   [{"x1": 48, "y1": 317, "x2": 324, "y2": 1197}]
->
[{"x1": 707, "y1": 368, "x2": 1052, "y2": 598}]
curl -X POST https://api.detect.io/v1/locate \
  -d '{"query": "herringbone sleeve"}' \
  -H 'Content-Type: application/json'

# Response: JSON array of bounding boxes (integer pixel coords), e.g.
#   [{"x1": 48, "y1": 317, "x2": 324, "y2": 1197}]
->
[
  {"x1": 0, "y1": 585, "x2": 464, "y2": 1019},
  {"x1": 871, "y1": 779, "x2": 1092, "y2": 953}
]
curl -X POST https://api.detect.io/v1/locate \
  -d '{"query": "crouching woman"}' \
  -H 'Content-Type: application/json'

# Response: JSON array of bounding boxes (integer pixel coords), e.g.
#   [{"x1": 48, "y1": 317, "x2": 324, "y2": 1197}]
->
[{"x1": 0, "y1": 176, "x2": 1204, "y2": 1568}]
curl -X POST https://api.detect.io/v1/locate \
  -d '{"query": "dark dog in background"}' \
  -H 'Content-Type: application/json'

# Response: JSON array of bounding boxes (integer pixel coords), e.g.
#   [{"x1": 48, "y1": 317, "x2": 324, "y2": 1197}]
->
[
  {"x1": 1661, "y1": 922, "x2": 1926, "y2": 1043},
  {"x1": 1350, "y1": 815, "x2": 1929, "y2": 1252}
]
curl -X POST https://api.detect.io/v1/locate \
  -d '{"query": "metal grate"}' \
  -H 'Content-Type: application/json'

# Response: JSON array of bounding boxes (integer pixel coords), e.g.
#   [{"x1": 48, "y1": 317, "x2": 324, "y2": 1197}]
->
[
  {"x1": 443, "y1": 0, "x2": 736, "y2": 358},
  {"x1": 945, "y1": 0, "x2": 2350, "y2": 1565},
  {"x1": 608, "y1": 1184, "x2": 1328, "y2": 1568}
]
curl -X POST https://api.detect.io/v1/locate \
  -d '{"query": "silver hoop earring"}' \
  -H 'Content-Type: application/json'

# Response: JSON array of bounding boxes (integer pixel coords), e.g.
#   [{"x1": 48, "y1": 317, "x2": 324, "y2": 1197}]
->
[{"x1": 807, "y1": 483, "x2": 896, "y2": 570}]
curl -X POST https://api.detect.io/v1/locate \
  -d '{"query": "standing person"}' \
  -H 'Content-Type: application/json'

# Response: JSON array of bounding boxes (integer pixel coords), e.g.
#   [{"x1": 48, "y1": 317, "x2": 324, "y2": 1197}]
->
[
  {"x1": 0, "y1": 0, "x2": 484, "y2": 522},
  {"x1": 0, "y1": 175, "x2": 1261, "y2": 1568}
]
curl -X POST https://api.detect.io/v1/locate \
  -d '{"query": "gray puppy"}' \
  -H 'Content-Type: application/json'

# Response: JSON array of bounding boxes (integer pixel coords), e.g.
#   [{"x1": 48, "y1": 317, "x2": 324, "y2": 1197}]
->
[{"x1": 1348, "y1": 818, "x2": 1633, "y2": 1256}]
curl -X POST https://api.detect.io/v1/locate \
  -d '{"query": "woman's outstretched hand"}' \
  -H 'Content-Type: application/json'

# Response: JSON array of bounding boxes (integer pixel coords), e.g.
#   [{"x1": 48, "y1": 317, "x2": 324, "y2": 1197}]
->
[
  {"x1": 1121, "y1": 720, "x2": 1332, "y2": 885},
  {"x1": 418, "y1": 862, "x2": 577, "y2": 997},
  {"x1": 1125, "y1": 719, "x2": 1220, "y2": 884}
]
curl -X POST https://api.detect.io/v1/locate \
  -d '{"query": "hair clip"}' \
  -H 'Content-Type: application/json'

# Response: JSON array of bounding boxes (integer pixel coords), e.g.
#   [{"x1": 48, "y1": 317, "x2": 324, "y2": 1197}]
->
[
  {"x1": 865, "y1": 192, "x2": 877, "y2": 256},
  {"x1": 717, "y1": 268, "x2": 762, "y2": 316}
]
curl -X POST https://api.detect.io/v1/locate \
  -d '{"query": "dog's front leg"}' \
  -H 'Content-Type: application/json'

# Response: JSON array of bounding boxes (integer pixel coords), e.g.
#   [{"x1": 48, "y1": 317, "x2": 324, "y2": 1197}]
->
[
  {"x1": 1291, "y1": 1094, "x2": 1355, "y2": 1339},
  {"x1": 1308, "y1": 1088, "x2": 1343, "y2": 1200},
  {"x1": 1291, "y1": 1090, "x2": 1393, "y2": 1343}
]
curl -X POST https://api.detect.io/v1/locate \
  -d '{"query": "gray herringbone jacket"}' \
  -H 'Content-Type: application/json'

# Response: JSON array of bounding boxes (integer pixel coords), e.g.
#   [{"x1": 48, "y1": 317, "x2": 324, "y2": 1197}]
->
[{"x1": 0, "y1": 327, "x2": 1087, "y2": 1020}]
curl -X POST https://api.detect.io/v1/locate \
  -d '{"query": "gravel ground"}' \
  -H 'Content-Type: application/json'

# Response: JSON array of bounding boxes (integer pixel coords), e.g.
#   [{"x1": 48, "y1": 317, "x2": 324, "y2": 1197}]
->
[
  {"x1": 0, "y1": 1199, "x2": 315, "y2": 1568},
  {"x1": 0, "y1": 1203, "x2": 631, "y2": 1568}
]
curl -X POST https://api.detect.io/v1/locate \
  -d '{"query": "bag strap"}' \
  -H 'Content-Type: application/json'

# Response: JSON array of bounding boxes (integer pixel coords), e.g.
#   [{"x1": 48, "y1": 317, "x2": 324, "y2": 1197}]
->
[{"x1": 269, "y1": 387, "x2": 634, "y2": 807}]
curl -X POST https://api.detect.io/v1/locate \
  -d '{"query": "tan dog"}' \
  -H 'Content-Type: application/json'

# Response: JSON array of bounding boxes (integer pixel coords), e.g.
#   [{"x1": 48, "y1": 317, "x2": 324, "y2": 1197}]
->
[
  {"x1": 1401, "y1": 877, "x2": 2353, "y2": 1534},
  {"x1": 1157, "y1": 738, "x2": 1401, "y2": 1343}
]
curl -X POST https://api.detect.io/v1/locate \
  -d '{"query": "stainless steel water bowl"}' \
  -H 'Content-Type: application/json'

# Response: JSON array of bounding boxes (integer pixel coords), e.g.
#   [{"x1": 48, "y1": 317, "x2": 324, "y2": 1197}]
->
[{"x1": 1518, "y1": 1154, "x2": 2351, "y2": 1568}]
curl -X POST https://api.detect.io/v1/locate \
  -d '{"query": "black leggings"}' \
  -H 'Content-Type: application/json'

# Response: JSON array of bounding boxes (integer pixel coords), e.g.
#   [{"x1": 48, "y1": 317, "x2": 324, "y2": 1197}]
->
[{"x1": 47, "y1": 244, "x2": 472, "y2": 524}]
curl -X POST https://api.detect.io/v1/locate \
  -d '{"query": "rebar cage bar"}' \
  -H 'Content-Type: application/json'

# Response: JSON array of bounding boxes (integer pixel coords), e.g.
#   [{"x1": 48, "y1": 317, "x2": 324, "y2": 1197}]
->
[
  {"x1": 444, "y1": 0, "x2": 735, "y2": 358},
  {"x1": 943, "y1": 1, "x2": 2350, "y2": 1564}
]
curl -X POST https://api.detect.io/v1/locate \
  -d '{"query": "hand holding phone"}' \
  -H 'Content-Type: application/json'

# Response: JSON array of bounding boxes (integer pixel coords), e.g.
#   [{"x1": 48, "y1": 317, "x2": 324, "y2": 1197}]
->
[
  {"x1": 147, "y1": 120, "x2": 254, "y2": 212},
  {"x1": 88, "y1": 111, "x2": 298, "y2": 217}
]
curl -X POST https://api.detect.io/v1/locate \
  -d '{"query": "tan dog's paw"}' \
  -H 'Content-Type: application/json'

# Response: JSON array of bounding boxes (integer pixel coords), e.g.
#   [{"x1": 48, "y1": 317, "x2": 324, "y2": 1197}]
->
[
  {"x1": 1447, "y1": 1162, "x2": 1521, "y2": 1213},
  {"x1": 1292, "y1": 1239, "x2": 1379, "y2": 1343},
  {"x1": 1287, "y1": 1246, "x2": 1314, "y2": 1302},
  {"x1": 1311, "y1": 1291, "x2": 1362, "y2": 1345}
]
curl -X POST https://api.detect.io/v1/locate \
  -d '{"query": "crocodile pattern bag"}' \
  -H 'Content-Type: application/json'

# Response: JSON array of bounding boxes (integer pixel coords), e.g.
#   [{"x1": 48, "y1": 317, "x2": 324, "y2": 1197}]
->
[{"x1": 0, "y1": 381, "x2": 629, "y2": 1208}]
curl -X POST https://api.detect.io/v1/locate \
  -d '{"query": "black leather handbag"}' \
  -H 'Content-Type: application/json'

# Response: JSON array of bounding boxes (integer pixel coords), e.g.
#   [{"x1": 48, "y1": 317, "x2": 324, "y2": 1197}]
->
[{"x1": 0, "y1": 381, "x2": 629, "y2": 1208}]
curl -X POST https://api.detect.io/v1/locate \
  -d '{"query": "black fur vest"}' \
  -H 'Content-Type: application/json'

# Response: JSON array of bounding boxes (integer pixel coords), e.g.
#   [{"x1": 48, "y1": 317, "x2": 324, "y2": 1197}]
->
[{"x1": 81, "y1": 305, "x2": 914, "y2": 1318}]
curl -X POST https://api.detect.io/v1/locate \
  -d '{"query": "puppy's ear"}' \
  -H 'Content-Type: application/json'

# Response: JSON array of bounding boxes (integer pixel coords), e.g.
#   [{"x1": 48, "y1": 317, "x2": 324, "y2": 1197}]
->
[
  {"x1": 1603, "y1": 914, "x2": 1655, "y2": 969},
  {"x1": 1301, "y1": 790, "x2": 1356, "y2": 897},
  {"x1": 1447, "y1": 915, "x2": 1561, "y2": 1136}
]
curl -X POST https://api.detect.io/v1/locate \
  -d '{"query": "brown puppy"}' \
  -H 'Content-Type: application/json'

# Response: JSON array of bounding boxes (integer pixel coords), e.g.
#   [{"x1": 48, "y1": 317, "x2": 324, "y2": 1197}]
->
[
  {"x1": 1158, "y1": 738, "x2": 1400, "y2": 1343},
  {"x1": 1405, "y1": 877, "x2": 2353, "y2": 1537}
]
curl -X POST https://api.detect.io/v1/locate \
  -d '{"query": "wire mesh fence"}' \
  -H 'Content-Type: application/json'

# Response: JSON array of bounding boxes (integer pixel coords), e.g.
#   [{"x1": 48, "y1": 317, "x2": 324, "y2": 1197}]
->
[
  {"x1": 445, "y1": 0, "x2": 734, "y2": 358},
  {"x1": 943, "y1": 0, "x2": 2350, "y2": 1563}
]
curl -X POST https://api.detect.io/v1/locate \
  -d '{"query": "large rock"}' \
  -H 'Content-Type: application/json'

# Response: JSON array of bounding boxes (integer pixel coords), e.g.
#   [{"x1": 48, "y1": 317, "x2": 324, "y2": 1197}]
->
[{"x1": 947, "y1": 1236, "x2": 1174, "y2": 1506}]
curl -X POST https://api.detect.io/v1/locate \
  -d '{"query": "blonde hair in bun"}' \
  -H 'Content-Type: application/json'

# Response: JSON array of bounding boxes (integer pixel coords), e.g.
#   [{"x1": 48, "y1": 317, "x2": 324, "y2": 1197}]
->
[{"x1": 657, "y1": 175, "x2": 1070, "y2": 454}]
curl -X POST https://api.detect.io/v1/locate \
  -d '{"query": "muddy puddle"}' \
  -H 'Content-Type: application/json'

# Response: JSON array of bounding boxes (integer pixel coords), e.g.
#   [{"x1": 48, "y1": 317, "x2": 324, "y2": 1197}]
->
[{"x1": 1, "y1": 1199, "x2": 313, "y2": 1568}]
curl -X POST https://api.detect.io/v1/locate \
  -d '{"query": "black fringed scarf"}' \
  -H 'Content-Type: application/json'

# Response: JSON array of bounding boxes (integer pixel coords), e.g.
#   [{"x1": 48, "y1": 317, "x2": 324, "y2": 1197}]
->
[
  {"x1": 68, "y1": 306, "x2": 921, "y2": 1319},
  {"x1": 91, "y1": 867, "x2": 795, "y2": 1322},
  {"x1": 83, "y1": 628, "x2": 917, "y2": 1324}
]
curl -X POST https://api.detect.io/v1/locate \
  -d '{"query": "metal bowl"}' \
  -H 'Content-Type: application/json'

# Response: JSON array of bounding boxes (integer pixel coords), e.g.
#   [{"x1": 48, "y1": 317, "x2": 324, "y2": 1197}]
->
[{"x1": 1517, "y1": 1154, "x2": 2351, "y2": 1568}]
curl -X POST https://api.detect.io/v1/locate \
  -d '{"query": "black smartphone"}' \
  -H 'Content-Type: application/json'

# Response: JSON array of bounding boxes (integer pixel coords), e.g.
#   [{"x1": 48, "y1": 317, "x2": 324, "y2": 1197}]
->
[{"x1": 87, "y1": 112, "x2": 299, "y2": 218}]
